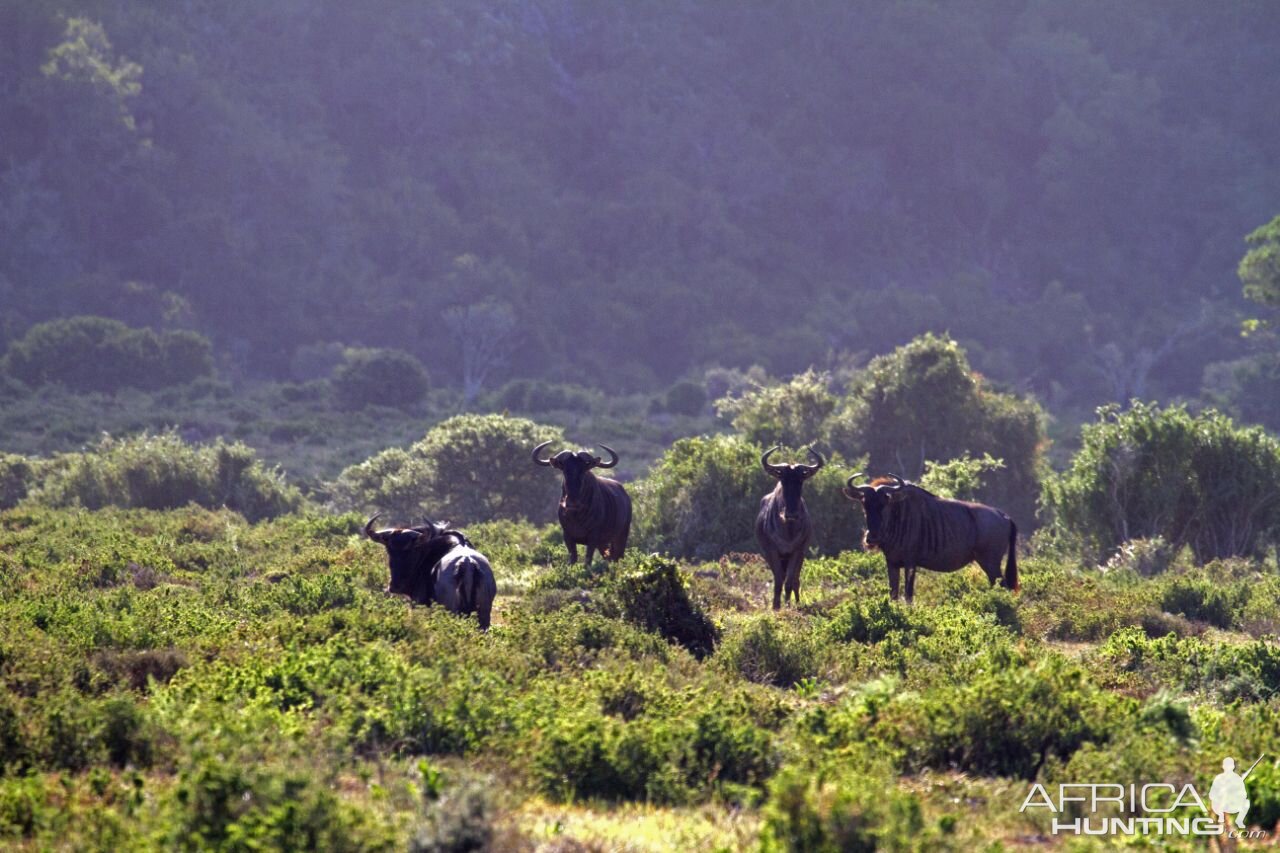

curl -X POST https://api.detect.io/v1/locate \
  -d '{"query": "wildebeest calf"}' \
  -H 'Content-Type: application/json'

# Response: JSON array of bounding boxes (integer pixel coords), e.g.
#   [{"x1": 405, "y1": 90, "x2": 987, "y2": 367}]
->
[
  {"x1": 844, "y1": 474, "x2": 1018, "y2": 604},
  {"x1": 365, "y1": 515, "x2": 497, "y2": 629}
]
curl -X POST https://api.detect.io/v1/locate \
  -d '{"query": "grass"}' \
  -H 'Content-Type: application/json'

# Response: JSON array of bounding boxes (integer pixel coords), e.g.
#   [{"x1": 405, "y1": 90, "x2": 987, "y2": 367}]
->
[{"x1": 0, "y1": 504, "x2": 1278, "y2": 849}]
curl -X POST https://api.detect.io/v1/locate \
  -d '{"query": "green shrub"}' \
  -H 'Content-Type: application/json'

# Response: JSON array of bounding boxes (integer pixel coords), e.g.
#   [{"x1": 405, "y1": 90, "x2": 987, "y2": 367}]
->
[
  {"x1": 663, "y1": 379, "x2": 709, "y2": 416},
  {"x1": 824, "y1": 598, "x2": 922, "y2": 645},
  {"x1": 760, "y1": 766, "x2": 935, "y2": 853},
  {"x1": 600, "y1": 555, "x2": 719, "y2": 659},
  {"x1": 1160, "y1": 577, "x2": 1240, "y2": 628},
  {"x1": 835, "y1": 333, "x2": 1046, "y2": 527},
  {"x1": 330, "y1": 346, "x2": 430, "y2": 409},
  {"x1": 332, "y1": 413, "x2": 565, "y2": 523},
  {"x1": 633, "y1": 435, "x2": 863, "y2": 559},
  {"x1": 0, "y1": 453, "x2": 37, "y2": 509},
  {"x1": 717, "y1": 615, "x2": 821, "y2": 688},
  {"x1": 1, "y1": 316, "x2": 213, "y2": 392},
  {"x1": 905, "y1": 655, "x2": 1115, "y2": 779},
  {"x1": 1042, "y1": 402, "x2": 1280, "y2": 562},
  {"x1": 530, "y1": 689, "x2": 776, "y2": 806},
  {"x1": 168, "y1": 755, "x2": 388, "y2": 851},
  {"x1": 29, "y1": 432, "x2": 301, "y2": 521},
  {"x1": 716, "y1": 368, "x2": 837, "y2": 448}
]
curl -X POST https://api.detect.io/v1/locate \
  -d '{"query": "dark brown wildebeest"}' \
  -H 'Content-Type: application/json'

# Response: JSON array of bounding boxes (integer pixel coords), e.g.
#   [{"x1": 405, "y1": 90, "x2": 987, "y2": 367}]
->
[
  {"x1": 755, "y1": 445, "x2": 824, "y2": 610},
  {"x1": 532, "y1": 441, "x2": 632, "y2": 565},
  {"x1": 843, "y1": 473, "x2": 1018, "y2": 604},
  {"x1": 365, "y1": 514, "x2": 497, "y2": 629}
]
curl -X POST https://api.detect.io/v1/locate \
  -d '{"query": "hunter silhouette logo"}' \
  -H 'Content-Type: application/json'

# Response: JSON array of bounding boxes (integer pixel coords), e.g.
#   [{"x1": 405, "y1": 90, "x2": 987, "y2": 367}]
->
[
  {"x1": 1020, "y1": 753, "x2": 1268, "y2": 838},
  {"x1": 1209, "y1": 755, "x2": 1263, "y2": 829}
]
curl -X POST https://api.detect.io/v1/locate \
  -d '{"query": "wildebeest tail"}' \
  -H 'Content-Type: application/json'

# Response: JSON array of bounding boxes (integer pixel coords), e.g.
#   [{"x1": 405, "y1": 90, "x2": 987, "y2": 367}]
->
[
  {"x1": 456, "y1": 556, "x2": 477, "y2": 612},
  {"x1": 1005, "y1": 519, "x2": 1019, "y2": 592}
]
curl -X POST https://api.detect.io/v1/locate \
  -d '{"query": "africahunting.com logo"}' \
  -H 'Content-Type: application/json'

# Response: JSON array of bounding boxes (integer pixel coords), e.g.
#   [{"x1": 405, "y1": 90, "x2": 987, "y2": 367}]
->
[{"x1": 1020, "y1": 754, "x2": 1268, "y2": 839}]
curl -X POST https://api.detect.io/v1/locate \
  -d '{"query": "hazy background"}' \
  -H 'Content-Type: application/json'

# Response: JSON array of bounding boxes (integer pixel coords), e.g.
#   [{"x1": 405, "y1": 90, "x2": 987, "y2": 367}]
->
[{"x1": 2, "y1": 0, "x2": 1280, "y2": 458}]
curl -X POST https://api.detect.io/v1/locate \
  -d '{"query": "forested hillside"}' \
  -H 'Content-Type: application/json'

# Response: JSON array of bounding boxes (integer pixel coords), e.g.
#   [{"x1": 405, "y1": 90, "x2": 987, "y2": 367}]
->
[{"x1": 4, "y1": 0, "x2": 1280, "y2": 416}]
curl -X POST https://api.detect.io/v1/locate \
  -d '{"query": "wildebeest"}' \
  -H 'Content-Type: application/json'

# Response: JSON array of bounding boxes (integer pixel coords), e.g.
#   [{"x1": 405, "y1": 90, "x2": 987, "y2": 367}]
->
[
  {"x1": 756, "y1": 445, "x2": 824, "y2": 610},
  {"x1": 532, "y1": 441, "x2": 632, "y2": 564},
  {"x1": 843, "y1": 473, "x2": 1018, "y2": 603},
  {"x1": 365, "y1": 514, "x2": 497, "y2": 629}
]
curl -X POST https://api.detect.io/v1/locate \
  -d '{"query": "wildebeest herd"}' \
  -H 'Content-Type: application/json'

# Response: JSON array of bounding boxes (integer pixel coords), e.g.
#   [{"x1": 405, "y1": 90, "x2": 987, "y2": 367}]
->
[{"x1": 366, "y1": 442, "x2": 1019, "y2": 628}]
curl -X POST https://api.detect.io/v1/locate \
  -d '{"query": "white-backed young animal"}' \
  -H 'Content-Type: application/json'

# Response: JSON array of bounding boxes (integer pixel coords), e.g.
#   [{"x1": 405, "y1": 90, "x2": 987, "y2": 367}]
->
[
  {"x1": 843, "y1": 474, "x2": 1018, "y2": 604},
  {"x1": 365, "y1": 515, "x2": 497, "y2": 629},
  {"x1": 755, "y1": 446, "x2": 823, "y2": 609}
]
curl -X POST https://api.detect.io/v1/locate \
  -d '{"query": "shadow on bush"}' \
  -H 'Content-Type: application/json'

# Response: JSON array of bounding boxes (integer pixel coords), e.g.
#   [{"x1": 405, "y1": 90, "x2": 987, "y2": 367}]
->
[{"x1": 601, "y1": 555, "x2": 719, "y2": 659}]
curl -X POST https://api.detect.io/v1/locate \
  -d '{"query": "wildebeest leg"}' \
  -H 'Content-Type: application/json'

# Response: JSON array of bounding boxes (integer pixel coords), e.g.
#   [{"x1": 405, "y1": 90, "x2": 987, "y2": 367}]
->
[
  {"x1": 904, "y1": 566, "x2": 917, "y2": 604},
  {"x1": 887, "y1": 564, "x2": 901, "y2": 600},
  {"x1": 565, "y1": 533, "x2": 578, "y2": 564},
  {"x1": 610, "y1": 528, "x2": 628, "y2": 561},
  {"x1": 585, "y1": 544, "x2": 596, "y2": 566},
  {"x1": 770, "y1": 557, "x2": 784, "y2": 610},
  {"x1": 784, "y1": 552, "x2": 804, "y2": 606},
  {"x1": 978, "y1": 554, "x2": 1003, "y2": 587}
]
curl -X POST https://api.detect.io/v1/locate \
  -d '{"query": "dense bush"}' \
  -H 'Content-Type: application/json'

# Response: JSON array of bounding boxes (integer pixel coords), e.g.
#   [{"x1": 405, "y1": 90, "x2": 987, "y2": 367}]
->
[
  {"x1": 600, "y1": 555, "x2": 719, "y2": 659},
  {"x1": 29, "y1": 431, "x2": 301, "y2": 521},
  {"x1": 332, "y1": 414, "x2": 565, "y2": 523},
  {"x1": 661, "y1": 379, "x2": 709, "y2": 416},
  {"x1": 716, "y1": 615, "x2": 822, "y2": 688},
  {"x1": 633, "y1": 435, "x2": 863, "y2": 559},
  {"x1": 1042, "y1": 402, "x2": 1280, "y2": 562},
  {"x1": 0, "y1": 453, "x2": 36, "y2": 510},
  {"x1": 1159, "y1": 577, "x2": 1244, "y2": 629},
  {"x1": 330, "y1": 346, "x2": 430, "y2": 409},
  {"x1": 1, "y1": 316, "x2": 213, "y2": 392},
  {"x1": 905, "y1": 656, "x2": 1116, "y2": 779},
  {"x1": 716, "y1": 368, "x2": 837, "y2": 448},
  {"x1": 832, "y1": 334, "x2": 1046, "y2": 527},
  {"x1": 760, "y1": 766, "x2": 937, "y2": 853}
]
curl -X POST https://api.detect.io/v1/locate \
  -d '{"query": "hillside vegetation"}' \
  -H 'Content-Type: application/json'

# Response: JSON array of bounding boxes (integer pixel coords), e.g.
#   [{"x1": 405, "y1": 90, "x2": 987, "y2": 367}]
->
[
  {"x1": 2, "y1": 391, "x2": 1280, "y2": 848},
  {"x1": 1, "y1": 505, "x2": 1278, "y2": 850}
]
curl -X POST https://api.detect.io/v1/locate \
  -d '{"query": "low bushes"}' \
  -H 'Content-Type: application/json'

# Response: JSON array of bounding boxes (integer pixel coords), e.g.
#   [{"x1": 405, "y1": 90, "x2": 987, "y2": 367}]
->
[
  {"x1": 28, "y1": 432, "x2": 301, "y2": 521},
  {"x1": 1042, "y1": 402, "x2": 1280, "y2": 562},
  {"x1": 330, "y1": 347, "x2": 430, "y2": 410},
  {"x1": 331, "y1": 413, "x2": 564, "y2": 523},
  {"x1": 2, "y1": 316, "x2": 213, "y2": 392}
]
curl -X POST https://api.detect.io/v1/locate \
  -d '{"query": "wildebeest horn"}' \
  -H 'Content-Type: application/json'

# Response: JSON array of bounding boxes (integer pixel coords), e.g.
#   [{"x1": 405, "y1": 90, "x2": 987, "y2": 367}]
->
[
  {"x1": 593, "y1": 444, "x2": 619, "y2": 469},
  {"x1": 844, "y1": 472, "x2": 876, "y2": 500},
  {"x1": 531, "y1": 440, "x2": 555, "y2": 467},
  {"x1": 880, "y1": 474, "x2": 906, "y2": 491},
  {"x1": 364, "y1": 513, "x2": 394, "y2": 544},
  {"x1": 802, "y1": 447, "x2": 825, "y2": 474},
  {"x1": 761, "y1": 445, "x2": 786, "y2": 477}
]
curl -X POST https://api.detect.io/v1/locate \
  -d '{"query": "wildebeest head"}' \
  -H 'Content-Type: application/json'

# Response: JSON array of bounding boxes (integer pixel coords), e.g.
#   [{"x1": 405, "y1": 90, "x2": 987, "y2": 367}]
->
[
  {"x1": 843, "y1": 473, "x2": 906, "y2": 549},
  {"x1": 762, "y1": 446, "x2": 824, "y2": 522},
  {"x1": 532, "y1": 441, "x2": 618, "y2": 509},
  {"x1": 365, "y1": 513, "x2": 452, "y2": 596}
]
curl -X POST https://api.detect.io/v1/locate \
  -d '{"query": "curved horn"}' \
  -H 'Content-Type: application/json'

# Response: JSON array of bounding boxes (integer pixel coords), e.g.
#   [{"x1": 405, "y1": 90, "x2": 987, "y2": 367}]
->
[
  {"x1": 844, "y1": 472, "x2": 875, "y2": 499},
  {"x1": 531, "y1": 440, "x2": 555, "y2": 467},
  {"x1": 880, "y1": 474, "x2": 906, "y2": 492},
  {"x1": 365, "y1": 513, "x2": 394, "y2": 544},
  {"x1": 802, "y1": 447, "x2": 825, "y2": 474},
  {"x1": 761, "y1": 445, "x2": 786, "y2": 476},
  {"x1": 593, "y1": 444, "x2": 619, "y2": 469}
]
